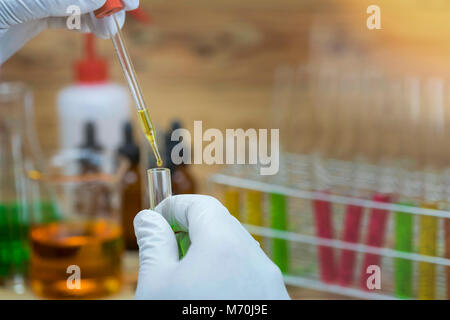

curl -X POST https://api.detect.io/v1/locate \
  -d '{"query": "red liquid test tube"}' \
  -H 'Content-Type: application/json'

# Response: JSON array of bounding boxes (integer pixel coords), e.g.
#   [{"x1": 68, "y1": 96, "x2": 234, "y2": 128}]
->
[
  {"x1": 313, "y1": 193, "x2": 336, "y2": 283},
  {"x1": 360, "y1": 193, "x2": 391, "y2": 290},
  {"x1": 338, "y1": 204, "x2": 364, "y2": 286}
]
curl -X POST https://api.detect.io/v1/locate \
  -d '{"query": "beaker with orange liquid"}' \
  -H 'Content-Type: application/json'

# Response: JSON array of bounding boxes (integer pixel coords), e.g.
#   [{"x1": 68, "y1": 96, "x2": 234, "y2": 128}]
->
[{"x1": 28, "y1": 145, "x2": 125, "y2": 299}]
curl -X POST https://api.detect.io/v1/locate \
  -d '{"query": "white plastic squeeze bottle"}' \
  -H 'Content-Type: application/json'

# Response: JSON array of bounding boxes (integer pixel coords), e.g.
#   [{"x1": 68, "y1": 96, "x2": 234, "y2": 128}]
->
[{"x1": 57, "y1": 33, "x2": 130, "y2": 152}]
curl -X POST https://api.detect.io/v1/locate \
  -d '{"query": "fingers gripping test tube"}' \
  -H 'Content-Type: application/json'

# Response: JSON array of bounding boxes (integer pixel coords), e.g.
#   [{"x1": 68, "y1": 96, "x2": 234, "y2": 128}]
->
[{"x1": 147, "y1": 168, "x2": 190, "y2": 258}]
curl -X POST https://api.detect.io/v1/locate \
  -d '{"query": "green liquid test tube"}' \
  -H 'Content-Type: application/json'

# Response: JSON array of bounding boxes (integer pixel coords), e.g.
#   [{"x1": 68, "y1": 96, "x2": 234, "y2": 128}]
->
[
  {"x1": 148, "y1": 168, "x2": 190, "y2": 258},
  {"x1": 394, "y1": 202, "x2": 414, "y2": 299},
  {"x1": 270, "y1": 193, "x2": 289, "y2": 273}
]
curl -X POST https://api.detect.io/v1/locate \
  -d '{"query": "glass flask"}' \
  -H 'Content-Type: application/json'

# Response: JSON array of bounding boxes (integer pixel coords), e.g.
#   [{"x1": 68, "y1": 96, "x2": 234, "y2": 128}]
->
[
  {"x1": 28, "y1": 146, "x2": 125, "y2": 299},
  {"x1": 0, "y1": 82, "x2": 34, "y2": 294}
]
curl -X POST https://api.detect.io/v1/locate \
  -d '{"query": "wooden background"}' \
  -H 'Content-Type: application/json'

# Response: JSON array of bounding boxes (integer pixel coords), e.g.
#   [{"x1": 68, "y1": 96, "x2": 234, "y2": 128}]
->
[{"x1": 3, "y1": 0, "x2": 450, "y2": 189}]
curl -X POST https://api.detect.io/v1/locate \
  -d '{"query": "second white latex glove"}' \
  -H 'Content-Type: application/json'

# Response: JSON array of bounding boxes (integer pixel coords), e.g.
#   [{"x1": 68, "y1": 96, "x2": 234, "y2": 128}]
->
[
  {"x1": 134, "y1": 195, "x2": 290, "y2": 300},
  {"x1": 0, "y1": 0, "x2": 139, "y2": 63}
]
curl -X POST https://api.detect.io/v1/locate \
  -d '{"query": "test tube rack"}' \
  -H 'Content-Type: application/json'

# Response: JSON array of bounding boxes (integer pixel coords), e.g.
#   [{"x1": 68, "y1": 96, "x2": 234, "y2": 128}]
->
[{"x1": 208, "y1": 155, "x2": 450, "y2": 300}]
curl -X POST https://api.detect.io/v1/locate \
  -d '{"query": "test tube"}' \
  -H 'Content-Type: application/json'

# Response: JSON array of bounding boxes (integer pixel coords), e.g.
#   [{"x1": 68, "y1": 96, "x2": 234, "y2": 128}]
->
[
  {"x1": 313, "y1": 191, "x2": 336, "y2": 284},
  {"x1": 147, "y1": 168, "x2": 190, "y2": 257},
  {"x1": 95, "y1": 1, "x2": 162, "y2": 166},
  {"x1": 417, "y1": 79, "x2": 442, "y2": 300},
  {"x1": 393, "y1": 78, "x2": 421, "y2": 299},
  {"x1": 270, "y1": 193, "x2": 289, "y2": 274},
  {"x1": 445, "y1": 218, "x2": 450, "y2": 300},
  {"x1": 338, "y1": 71, "x2": 381, "y2": 286},
  {"x1": 246, "y1": 190, "x2": 263, "y2": 245},
  {"x1": 224, "y1": 188, "x2": 240, "y2": 220},
  {"x1": 360, "y1": 193, "x2": 390, "y2": 290},
  {"x1": 394, "y1": 202, "x2": 414, "y2": 298},
  {"x1": 266, "y1": 66, "x2": 293, "y2": 274},
  {"x1": 148, "y1": 168, "x2": 172, "y2": 210},
  {"x1": 418, "y1": 203, "x2": 438, "y2": 300},
  {"x1": 338, "y1": 204, "x2": 363, "y2": 286}
]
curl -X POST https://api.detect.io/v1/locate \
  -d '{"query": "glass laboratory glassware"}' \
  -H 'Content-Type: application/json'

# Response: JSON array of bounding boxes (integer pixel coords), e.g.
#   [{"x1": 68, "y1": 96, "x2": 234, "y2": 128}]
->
[
  {"x1": 148, "y1": 168, "x2": 172, "y2": 210},
  {"x1": 28, "y1": 148, "x2": 124, "y2": 299},
  {"x1": 0, "y1": 82, "x2": 33, "y2": 293},
  {"x1": 94, "y1": 1, "x2": 163, "y2": 167},
  {"x1": 118, "y1": 122, "x2": 142, "y2": 251},
  {"x1": 393, "y1": 77, "x2": 422, "y2": 299},
  {"x1": 148, "y1": 168, "x2": 190, "y2": 257},
  {"x1": 417, "y1": 78, "x2": 445, "y2": 300}
]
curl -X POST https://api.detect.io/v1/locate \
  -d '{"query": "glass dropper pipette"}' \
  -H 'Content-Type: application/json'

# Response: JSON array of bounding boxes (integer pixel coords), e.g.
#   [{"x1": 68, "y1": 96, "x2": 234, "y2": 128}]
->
[{"x1": 95, "y1": 1, "x2": 163, "y2": 166}]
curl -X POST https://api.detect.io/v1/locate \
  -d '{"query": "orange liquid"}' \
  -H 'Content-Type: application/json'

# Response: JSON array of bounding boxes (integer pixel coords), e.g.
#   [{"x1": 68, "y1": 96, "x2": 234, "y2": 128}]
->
[{"x1": 30, "y1": 220, "x2": 123, "y2": 299}]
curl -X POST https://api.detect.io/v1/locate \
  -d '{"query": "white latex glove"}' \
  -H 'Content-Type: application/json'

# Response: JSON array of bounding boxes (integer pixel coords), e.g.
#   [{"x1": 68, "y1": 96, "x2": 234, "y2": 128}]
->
[
  {"x1": 0, "y1": 0, "x2": 139, "y2": 63},
  {"x1": 134, "y1": 195, "x2": 290, "y2": 300}
]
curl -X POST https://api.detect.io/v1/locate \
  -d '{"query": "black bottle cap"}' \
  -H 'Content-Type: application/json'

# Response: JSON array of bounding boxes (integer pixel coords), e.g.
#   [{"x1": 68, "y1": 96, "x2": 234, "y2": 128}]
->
[
  {"x1": 164, "y1": 120, "x2": 185, "y2": 172},
  {"x1": 80, "y1": 122, "x2": 103, "y2": 151},
  {"x1": 164, "y1": 135, "x2": 175, "y2": 172},
  {"x1": 118, "y1": 122, "x2": 140, "y2": 165},
  {"x1": 171, "y1": 120, "x2": 182, "y2": 132}
]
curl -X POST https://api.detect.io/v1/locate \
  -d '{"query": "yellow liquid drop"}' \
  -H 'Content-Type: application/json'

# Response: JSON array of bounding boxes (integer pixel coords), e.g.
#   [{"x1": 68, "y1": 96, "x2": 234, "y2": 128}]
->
[{"x1": 137, "y1": 109, "x2": 163, "y2": 167}]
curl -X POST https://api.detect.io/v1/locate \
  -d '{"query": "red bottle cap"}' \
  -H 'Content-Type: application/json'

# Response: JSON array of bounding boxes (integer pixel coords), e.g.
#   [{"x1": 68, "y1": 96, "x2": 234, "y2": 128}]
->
[
  {"x1": 94, "y1": 0, "x2": 124, "y2": 18},
  {"x1": 75, "y1": 34, "x2": 108, "y2": 84},
  {"x1": 128, "y1": 8, "x2": 151, "y2": 24}
]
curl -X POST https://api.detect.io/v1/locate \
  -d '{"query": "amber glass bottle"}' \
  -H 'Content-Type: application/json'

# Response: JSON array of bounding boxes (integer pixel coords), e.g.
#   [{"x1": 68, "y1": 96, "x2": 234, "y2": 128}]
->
[
  {"x1": 165, "y1": 121, "x2": 196, "y2": 195},
  {"x1": 118, "y1": 122, "x2": 142, "y2": 250}
]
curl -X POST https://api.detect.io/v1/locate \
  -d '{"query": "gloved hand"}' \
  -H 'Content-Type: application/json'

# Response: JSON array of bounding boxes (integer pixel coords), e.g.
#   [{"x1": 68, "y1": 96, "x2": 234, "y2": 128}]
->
[
  {"x1": 0, "y1": 0, "x2": 139, "y2": 63},
  {"x1": 134, "y1": 195, "x2": 290, "y2": 300}
]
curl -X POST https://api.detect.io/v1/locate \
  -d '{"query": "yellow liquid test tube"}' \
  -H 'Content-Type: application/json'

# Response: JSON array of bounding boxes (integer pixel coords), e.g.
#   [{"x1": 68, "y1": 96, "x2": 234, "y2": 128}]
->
[
  {"x1": 246, "y1": 190, "x2": 263, "y2": 244},
  {"x1": 418, "y1": 203, "x2": 438, "y2": 300},
  {"x1": 224, "y1": 188, "x2": 240, "y2": 220},
  {"x1": 445, "y1": 218, "x2": 450, "y2": 299}
]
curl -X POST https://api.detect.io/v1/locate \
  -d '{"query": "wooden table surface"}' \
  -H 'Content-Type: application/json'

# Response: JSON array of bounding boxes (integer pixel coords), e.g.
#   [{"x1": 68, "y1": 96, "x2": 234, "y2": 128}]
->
[{"x1": 0, "y1": 252, "x2": 347, "y2": 300}]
